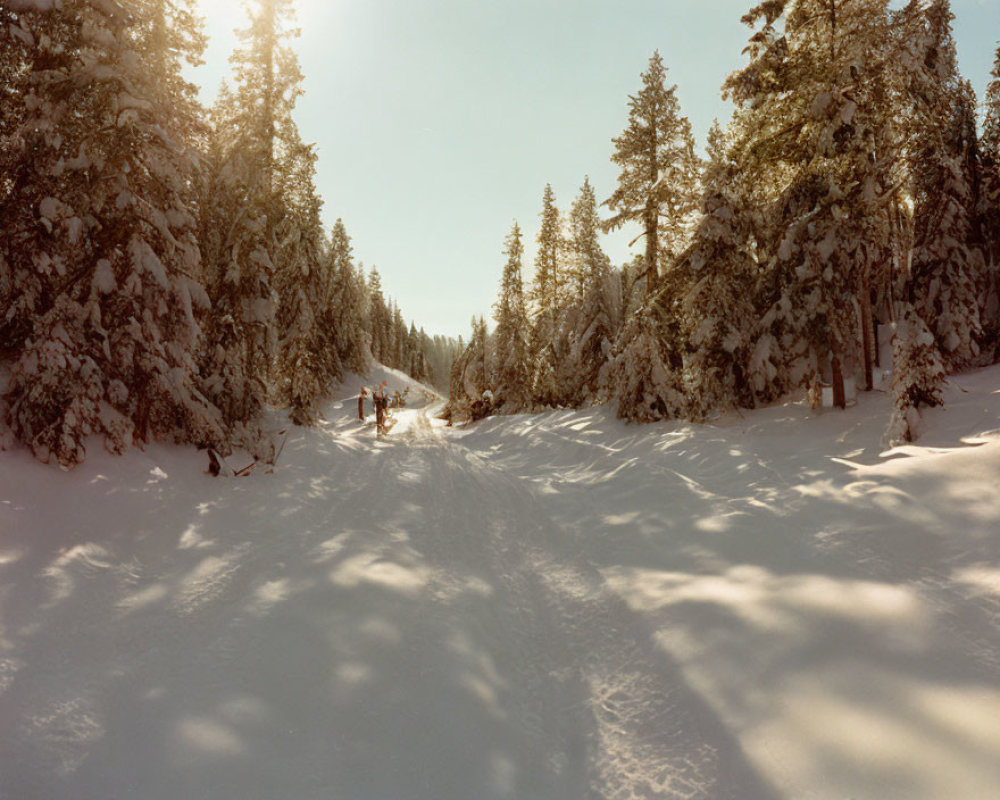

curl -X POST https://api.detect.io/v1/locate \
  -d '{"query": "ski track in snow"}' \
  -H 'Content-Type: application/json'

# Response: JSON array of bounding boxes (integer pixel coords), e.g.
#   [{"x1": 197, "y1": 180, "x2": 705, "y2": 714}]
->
[{"x1": 1, "y1": 367, "x2": 1000, "y2": 799}]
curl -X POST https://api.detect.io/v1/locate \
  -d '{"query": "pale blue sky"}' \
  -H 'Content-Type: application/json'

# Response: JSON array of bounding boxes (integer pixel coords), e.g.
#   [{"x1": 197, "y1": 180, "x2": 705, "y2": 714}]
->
[{"x1": 192, "y1": 0, "x2": 1000, "y2": 338}]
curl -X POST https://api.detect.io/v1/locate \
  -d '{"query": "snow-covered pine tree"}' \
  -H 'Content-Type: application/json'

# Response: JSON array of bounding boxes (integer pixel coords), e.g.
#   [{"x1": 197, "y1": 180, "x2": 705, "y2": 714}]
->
[
  {"x1": 529, "y1": 184, "x2": 567, "y2": 407},
  {"x1": 144, "y1": 0, "x2": 207, "y2": 142},
  {"x1": 561, "y1": 177, "x2": 617, "y2": 405},
  {"x1": 198, "y1": 0, "x2": 322, "y2": 442},
  {"x1": 609, "y1": 299, "x2": 687, "y2": 423},
  {"x1": 391, "y1": 303, "x2": 407, "y2": 371},
  {"x1": 604, "y1": 51, "x2": 700, "y2": 298},
  {"x1": 723, "y1": 0, "x2": 905, "y2": 405},
  {"x1": 367, "y1": 266, "x2": 392, "y2": 365},
  {"x1": 682, "y1": 121, "x2": 761, "y2": 419},
  {"x1": 982, "y1": 43, "x2": 1000, "y2": 258},
  {"x1": 405, "y1": 323, "x2": 422, "y2": 382},
  {"x1": 273, "y1": 143, "x2": 331, "y2": 425},
  {"x1": 428, "y1": 333, "x2": 462, "y2": 395},
  {"x1": 196, "y1": 109, "x2": 275, "y2": 439},
  {"x1": 885, "y1": 305, "x2": 945, "y2": 445},
  {"x1": 445, "y1": 334, "x2": 463, "y2": 396},
  {"x1": 447, "y1": 315, "x2": 491, "y2": 417},
  {"x1": 0, "y1": 6, "x2": 33, "y2": 362},
  {"x1": 493, "y1": 223, "x2": 532, "y2": 413},
  {"x1": 604, "y1": 52, "x2": 698, "y2": 422},
  {"x1": 904, "y1": 0, "x2": 986, "y2": 372},
  {"x1": 980, "y1": 42, "x2": 1000, "y2": 355},
  {"x1": 327, "y1": 219, "x2": 371, "y2": 376},
  {"x1": 1, "y1": 0, "x2": 225, "y2": 466}
]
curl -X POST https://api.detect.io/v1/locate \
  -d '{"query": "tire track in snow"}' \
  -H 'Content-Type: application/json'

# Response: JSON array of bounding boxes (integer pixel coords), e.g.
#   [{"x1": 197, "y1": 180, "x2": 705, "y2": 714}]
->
[
  {"x1": 369, "y1": 413, "x2": 591, "y2": 798},
  {"x1": 417, "y1": 411, "x2": 774, "y2": 800}
]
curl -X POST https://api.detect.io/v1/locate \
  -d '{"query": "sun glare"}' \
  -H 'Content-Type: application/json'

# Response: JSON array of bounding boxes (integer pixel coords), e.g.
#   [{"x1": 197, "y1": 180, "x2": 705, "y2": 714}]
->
[{"x1": 195, "y1": 0, "x2": 324, "y2": 23}]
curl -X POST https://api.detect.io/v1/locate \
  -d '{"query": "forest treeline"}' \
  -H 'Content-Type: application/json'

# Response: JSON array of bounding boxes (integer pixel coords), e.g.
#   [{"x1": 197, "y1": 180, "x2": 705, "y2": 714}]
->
[
  {"x1": 0, "y1": 0, "x2": 461, "y2": 467},
  {"x1": 449, "y1": 0, "x2": 1000, "y2": 445}
]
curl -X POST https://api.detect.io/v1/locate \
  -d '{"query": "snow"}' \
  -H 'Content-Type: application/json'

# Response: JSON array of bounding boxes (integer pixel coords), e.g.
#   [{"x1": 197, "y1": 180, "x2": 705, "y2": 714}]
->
[
  {"x1": 92, "y1": 259, "x2": 115, "y2": 295},
  {"x1": 1, "y1": 364, "x2": 1000, "y2": 798}
]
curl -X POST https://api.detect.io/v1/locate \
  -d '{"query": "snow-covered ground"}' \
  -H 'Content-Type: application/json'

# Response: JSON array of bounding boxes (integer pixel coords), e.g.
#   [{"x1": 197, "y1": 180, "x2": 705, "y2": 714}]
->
[{"x1": 2, "y1": 363, "x2": 999, "y2": 799}]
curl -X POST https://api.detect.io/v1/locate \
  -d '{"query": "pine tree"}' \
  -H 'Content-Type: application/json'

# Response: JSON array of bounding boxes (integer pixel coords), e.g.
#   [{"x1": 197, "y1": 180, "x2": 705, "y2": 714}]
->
[
  {"x1": 529, "y1": 184, "x2": 567, "y2": 407},
  {"x1": 196, "y1": 112, "x2": 275, "y2": 438},
  {"x1": 562, "y1": 177, "x2": 616, "y2": 404},
  {"x1": 199, "y1": 0, "x2": 316, "y2": 440},
  {"x1": 390, "y1": 303, "x2": 406, "y2": 371},
  {"x1": 885, "y1": 305, "x2": 945, "y2": 445},
  {"x1": 609, "y1": 300, "x2": 687, "y2": 423},
  {"x1": 982, "y1": 42, "x2": 1000, "y2": 270},
  {"x1": 604, "y1": 51, "x2": 700, "y2": 298},
  {"x1": 428, "y1": 333, "x2": 462, "y2": 395},
  {"x1": 327, "y1": 219, "x2": 370, "y2": 376},
  {"x1": 723, "y1": 0, "x2": 906, "y2": 404},
  {"x1": 273, "y1": 146, "x2": 331, "y2": 425},
  {"x1": 448, "y1": 316, "x2": 490, "y2": 415},
  {"x1": 367, "y1": 266, "x2": 392, "y2": 364},
  {"x1": 603, "y1": 51, "x2": 699, "y2": 422},
  {"x1": 981, "y1": 45, "x2": 1000, "y2": 357},
  {"x1": 904, "y1": 1, "x2": 986, "y2": 372},
  {"x1": 682, "y1": 121, "x2": 760, "y2": 419},
  {"x1": 0, "y1": 7, "x2": 34, "y2": 360},
  {"x1": 1, "y1": 0, "x2": 225, "y2": 466},
  {"x1": 493, "y1": 223, "x2": 532, "y2": 412}
]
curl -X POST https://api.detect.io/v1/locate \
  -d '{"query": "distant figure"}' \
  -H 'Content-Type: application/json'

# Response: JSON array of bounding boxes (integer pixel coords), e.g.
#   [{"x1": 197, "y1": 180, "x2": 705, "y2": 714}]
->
[
  {"x1": 358, "y1": 386, "x2": 368, "y2": 421},
  {"x1": 374, "y1": 381, "x2": 389, "y2": 434}
]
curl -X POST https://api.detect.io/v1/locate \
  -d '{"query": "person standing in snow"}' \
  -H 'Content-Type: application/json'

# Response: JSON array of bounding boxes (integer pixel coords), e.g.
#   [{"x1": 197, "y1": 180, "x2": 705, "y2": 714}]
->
[
  {"x1": 358, "y1": 386, "x2": 368, "y2": 421},
  {"x1": 373, "y1": 382, "x2": 389, "y2": 434}
]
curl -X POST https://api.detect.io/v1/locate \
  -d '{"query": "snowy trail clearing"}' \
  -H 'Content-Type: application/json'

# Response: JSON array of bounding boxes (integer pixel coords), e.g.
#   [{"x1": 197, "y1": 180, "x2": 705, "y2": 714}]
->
[
  {"x1": 0, "y1": 393, "x2": 762, "y2": 799},
  {"x1": 2, "y1": 366, "x2": 1000, "y2": 799}
]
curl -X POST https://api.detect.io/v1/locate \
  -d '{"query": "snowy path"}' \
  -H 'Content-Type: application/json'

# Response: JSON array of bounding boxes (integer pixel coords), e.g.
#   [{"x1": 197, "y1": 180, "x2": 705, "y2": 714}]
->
[
  {"x1": 1, "y1": 400, "x2": 765, "y2": 799},
  {"x1": 2, "y1": 368, "x2": 1000, "y2": 799}
]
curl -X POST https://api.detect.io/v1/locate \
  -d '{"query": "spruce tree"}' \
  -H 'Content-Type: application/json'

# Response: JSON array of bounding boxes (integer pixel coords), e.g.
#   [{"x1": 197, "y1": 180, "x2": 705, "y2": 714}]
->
[
  {"x1": 904, "y1": 1, "x2": 986, "y2": 372},
  {"x1": 367, "y1": 267, "x2": 392, "y2": 364},
  {"x1": 199, "y1": 0, "x2": 316, "y2": 440},
  {"x1": 196, "y1": 112, "x2": 275, "y2": 438},
  {"x1": 529, "y1": 184, "x2": 567, "y2": 407},
  {"x1": 604, "y1": 52, "x2": 699, "y2": 422},
  {"x1": 886, "y1": 305, "x2": 945, "y2": 445},
  {"x1": 609, "y1": 301, "x2": 687, "y2": 423},
  {"x1": 975, "y1": 40, "x2": 1000, "y2": 360},
  {"x1": 562, "y1": 177, "x2": 616, "y2": 404},
  {"x1": 449, "y1": 316, "x2": 490, "y2": 415},
  {"x1": 273, "y1": 146, "x2": 331, "y2": 424},
  {"x1": 1, "y1": 0, "x2": 225, "y2": 466},
  {"x1": 327, "y1": 219, "x2": 370, "y2": 376},
  {"x1": 604, "y1": 51, "x2": 700, "y2": 298},
  {"x1": 981, "y1": 43, "x2": 1000, "y2": 300},
  {"x1": 682, "y1": 121, "x2": 760, "y2": 419},
  {"x1": 494, "y1": 223, "x2": 532, "y2": 412},
  {"x1": 724, "y1": 0, "x2": 905, "y2": 403}
]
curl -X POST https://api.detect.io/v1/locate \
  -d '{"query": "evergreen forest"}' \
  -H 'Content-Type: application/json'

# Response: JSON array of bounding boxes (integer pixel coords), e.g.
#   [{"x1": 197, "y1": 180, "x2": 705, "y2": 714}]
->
[
  {"x1": 449, "y1": 0, "x2": 1000, "y2": 448},
  {"x1": 4, "y1": 0, "x2": 1000, "y2": 465},
  {"x1": 0, "y1": 0, "x2": 461, "y2": 467}
]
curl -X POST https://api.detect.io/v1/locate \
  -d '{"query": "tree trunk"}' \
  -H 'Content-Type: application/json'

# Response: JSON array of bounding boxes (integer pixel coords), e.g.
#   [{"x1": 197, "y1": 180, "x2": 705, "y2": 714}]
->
[
  {"x1": 860, "y1": 278, "x2": 875, "y2": 391},
  {"x1": 831, "y1": 354, "x2": 846, "y2": 409},
  {"x1": 644, "y1": 205, "x2": 658, "y2": 298}
]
